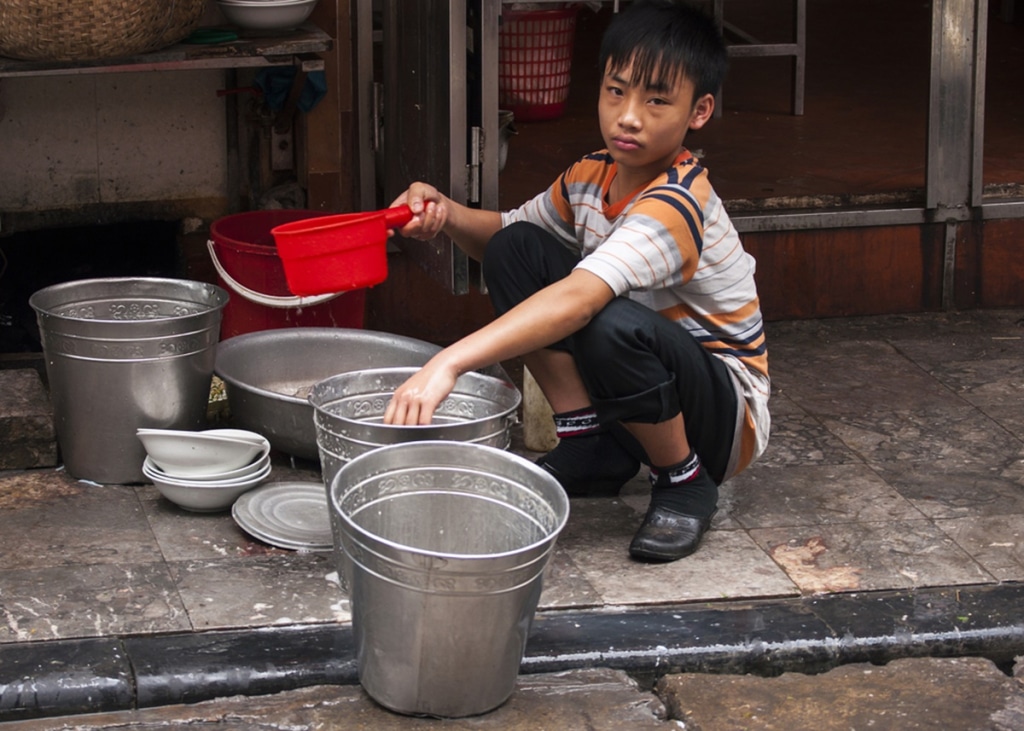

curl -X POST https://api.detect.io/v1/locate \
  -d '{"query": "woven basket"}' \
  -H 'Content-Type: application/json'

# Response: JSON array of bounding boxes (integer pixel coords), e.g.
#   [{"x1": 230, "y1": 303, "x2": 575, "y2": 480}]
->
[{"x1": 0, "y1": 0, "x2": 205, "y2": 62}]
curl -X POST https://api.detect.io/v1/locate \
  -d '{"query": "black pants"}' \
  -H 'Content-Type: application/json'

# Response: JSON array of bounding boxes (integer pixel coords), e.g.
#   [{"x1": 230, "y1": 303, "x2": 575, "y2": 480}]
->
[{"x1": 482, "y1": 222, "x2": 738, "y2": 484}]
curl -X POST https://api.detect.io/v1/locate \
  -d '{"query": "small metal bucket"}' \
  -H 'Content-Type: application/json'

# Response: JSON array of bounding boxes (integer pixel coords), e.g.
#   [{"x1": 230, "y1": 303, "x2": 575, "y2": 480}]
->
[
  {"x1": 30, "y1": 277, "x2": 228, "y2": 484},
  {"x1": 309, "y1": 366, "x2": 521, "y2": 490},
  {"x1": 330, "y1": 441, "x2": 569, "y2": 717}
]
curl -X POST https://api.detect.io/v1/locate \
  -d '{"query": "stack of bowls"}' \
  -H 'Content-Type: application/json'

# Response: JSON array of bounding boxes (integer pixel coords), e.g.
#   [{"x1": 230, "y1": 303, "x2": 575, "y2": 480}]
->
[
  {"x1": 137, "y1": 428, "x2": 272, "y2": 512},
  {"x1": 216, "y1": 0, "x2": 319, "y2": 31}
]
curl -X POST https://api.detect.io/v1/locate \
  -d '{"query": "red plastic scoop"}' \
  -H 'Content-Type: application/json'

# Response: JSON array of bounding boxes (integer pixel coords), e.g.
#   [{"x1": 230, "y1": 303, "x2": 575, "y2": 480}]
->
[{"x1": 271, "y1": 205, "x2": 413, "y2": 296}]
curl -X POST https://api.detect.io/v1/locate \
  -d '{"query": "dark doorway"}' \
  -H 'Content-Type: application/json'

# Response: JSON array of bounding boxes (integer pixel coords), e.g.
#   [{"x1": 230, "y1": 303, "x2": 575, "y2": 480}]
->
[{"x1": 0, "y1": 221, "x2": 181, "y2": 353}]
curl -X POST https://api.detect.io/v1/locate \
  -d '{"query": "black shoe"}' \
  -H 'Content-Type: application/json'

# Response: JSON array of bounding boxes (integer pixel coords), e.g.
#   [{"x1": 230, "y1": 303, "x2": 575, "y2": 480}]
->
[{"x1": 628, "y1": 505, "x2": 716, "y2": 562}]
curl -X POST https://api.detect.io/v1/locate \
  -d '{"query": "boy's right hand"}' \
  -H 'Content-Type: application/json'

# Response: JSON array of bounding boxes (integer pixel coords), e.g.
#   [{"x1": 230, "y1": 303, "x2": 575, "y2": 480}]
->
[
  {"x1": 381, "y1": 358, "x2": 459, "y2": 427},
  {"x1": 389, "y1": 182, "x2": 449, "y2": 241}
]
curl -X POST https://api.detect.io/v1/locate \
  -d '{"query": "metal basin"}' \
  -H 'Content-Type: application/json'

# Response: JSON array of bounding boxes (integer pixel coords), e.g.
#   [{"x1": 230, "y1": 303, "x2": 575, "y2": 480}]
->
[
  {"x1": 214, "y1": 328, "x2": 509, "y2": 459},
  {"x1": 310, "y1": 366, "x2": 522, "y2": 489}
]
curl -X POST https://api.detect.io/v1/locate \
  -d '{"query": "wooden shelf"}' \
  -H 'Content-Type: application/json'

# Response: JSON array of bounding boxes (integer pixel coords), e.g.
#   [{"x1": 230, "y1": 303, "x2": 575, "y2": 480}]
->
[{"x1": 0, "y1": 24, "x2": 332, "y2": 78}]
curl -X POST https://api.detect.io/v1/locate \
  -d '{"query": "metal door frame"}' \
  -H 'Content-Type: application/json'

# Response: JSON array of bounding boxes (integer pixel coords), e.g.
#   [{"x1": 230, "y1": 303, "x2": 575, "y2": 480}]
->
[
  {"x1": 354, "y1": 0, "x2": 1023, "y2": 297},
  {"x1": 355, "y1": 0, "x2": 498, "y2": 295}
]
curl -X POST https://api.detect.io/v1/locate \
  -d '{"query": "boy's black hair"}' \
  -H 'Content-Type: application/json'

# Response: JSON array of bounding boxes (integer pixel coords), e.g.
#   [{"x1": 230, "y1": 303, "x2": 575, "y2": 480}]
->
[{"x1": 598, "y1": 0, "x2": 728, "y2": 102}]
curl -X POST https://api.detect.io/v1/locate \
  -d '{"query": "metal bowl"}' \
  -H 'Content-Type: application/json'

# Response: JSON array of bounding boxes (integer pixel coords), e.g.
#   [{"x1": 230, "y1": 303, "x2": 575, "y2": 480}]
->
[{"x1": 214, "y1": 328, "x2": 509, "y2": 459}]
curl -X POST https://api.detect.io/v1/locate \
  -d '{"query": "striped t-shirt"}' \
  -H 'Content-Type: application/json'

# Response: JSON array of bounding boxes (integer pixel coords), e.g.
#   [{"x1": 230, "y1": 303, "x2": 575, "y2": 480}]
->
[{"x1": 500, "y1": 149, "x2": 770, "y2": 475}]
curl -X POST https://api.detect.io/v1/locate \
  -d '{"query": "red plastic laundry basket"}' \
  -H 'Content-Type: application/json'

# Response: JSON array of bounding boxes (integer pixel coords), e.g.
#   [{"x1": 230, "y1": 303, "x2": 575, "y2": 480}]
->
[{"x1": 498, "y1": 7, "x2": 579, "y2": 122}]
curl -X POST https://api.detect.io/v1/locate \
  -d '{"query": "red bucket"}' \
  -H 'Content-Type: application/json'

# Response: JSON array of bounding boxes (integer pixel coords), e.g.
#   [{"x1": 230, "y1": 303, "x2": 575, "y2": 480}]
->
[
  {"x1": 208, "y1": 210, "x2": 367, "y2": 340},
  {"x1": 271, "y1": 206, "x2": 413, "y2": 296}
]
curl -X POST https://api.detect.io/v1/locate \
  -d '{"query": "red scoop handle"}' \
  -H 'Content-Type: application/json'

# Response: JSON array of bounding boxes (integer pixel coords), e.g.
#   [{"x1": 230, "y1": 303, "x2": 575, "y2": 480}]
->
[{"x1": 383, "y1": 205, "x2": 413, "y2": 229}]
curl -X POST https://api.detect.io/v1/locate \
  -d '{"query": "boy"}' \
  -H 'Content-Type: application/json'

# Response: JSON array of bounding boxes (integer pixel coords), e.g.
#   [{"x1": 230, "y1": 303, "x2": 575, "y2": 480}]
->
[{"x1": 383, "y1": 0, "x2": 770, "y2": 562}]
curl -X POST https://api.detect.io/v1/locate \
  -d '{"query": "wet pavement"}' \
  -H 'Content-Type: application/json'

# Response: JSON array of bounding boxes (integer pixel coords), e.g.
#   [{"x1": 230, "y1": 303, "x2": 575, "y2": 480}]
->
[{"x1": 2, "y1": 310, "x2": 1024, "y2": 726}]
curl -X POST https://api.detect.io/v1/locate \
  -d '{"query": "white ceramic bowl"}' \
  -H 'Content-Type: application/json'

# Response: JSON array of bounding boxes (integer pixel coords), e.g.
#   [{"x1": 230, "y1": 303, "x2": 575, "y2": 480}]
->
[
  {"x1": 137, "y1": 429, "x2": 269, "y2": 476},
  {"x1": 143, "y1": 456, "x2": 272, "y2": 486},
  {"x1": 143, "y1": 452, "x2": 271, "y2": 482},
  {"x1": 216, "y1": 0, "x2": 318, "y2": 30},
  {"x1": 219, "y1": 0, "x2": 312, "y2": 4},
  {"x1": 144, "y1": 460, "x2": 272, "y2": 512},
  {"x1": 195, "y1": 428, "x2": 268, "y2": 445},
  {"x1": 138, "y1": 427, "x2": 267, "y2": 445}
]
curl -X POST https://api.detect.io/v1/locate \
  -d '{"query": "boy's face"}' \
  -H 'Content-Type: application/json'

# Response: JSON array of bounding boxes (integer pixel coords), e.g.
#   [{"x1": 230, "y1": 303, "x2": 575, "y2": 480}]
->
[{"x1": 598, "y1": 59, "x2": 714, "y2": 182}]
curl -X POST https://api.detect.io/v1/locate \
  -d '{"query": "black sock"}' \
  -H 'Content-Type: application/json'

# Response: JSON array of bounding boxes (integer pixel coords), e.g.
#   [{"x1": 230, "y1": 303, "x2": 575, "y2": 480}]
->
[
  {"x1": 551, "y1": 407, "x2": 602, "y2": 439},
  {"x1": 542, "y1": 432, "x2": 628, "y2": 474},
  {"x1": 648, "y1": 451, "x2": 718, "y2": 518},
  {"x1": 539, "y1": 408, "x2": 638, "y2": 479}
]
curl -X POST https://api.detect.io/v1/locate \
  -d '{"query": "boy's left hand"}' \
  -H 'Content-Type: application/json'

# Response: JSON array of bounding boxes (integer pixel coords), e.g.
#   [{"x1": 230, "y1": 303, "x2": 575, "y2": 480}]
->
[{"x1": 382, "y1": 360, "x2": 459, "y2": 426}]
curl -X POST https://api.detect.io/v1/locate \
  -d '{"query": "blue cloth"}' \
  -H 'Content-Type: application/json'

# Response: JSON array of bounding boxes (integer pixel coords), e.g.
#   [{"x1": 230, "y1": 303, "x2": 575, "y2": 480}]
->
[{"x1": 253, "y1": 67, "x2": 326, "y2": 113}]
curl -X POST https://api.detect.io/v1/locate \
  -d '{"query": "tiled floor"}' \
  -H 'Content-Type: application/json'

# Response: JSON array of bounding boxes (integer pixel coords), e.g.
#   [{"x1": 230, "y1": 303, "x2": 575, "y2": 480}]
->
[{"x1": 2, "y1": 308, "x2": 1023, "y2": 646}]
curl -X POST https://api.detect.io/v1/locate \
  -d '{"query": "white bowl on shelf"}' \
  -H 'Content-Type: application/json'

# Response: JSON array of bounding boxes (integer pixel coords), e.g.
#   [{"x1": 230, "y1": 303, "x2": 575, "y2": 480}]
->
[
  {"x1": 137, "y1": 428, "x2": 269, "y2": 477},
  {"x1": 219, "y1": 0, "x2": 313, "y2": 4},
  {"x1": 216, "y1": 0, "x2": 318, "y2": 30}
]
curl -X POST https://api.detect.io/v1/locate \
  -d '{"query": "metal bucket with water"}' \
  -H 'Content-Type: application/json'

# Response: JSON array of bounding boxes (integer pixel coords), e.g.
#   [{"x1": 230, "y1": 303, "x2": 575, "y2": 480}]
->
[
  {"x1": 30, "y1": 277, "x2": 228, "y2": 484},
  {"x1": 309, "y1": 366, "x2": 521, "y2": 489},
  {"x1": 329, "y1": 440, "x2": 569, "y2": 717}
]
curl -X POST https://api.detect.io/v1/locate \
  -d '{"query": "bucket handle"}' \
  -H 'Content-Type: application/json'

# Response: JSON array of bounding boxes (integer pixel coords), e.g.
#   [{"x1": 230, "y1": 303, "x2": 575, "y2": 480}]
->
[{"x1": 207, "y1": 239, "x2": 340, "y2": 309}]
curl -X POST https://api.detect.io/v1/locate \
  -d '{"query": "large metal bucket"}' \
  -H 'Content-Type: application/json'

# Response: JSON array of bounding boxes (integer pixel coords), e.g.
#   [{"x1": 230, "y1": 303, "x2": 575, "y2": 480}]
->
[
  {"x1": 330, "y1": 441, "x2": 569, "y2": 717},
  {"x1": 310, "y1": 366, "x2": 521, "y2": 490},
  {"x1": 30, "y1": 277, "x2": 228, "y2": 484}
]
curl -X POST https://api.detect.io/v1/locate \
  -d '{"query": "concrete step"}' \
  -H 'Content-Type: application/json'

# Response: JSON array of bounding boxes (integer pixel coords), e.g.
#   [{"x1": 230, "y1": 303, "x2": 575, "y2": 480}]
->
[
  {"x1": 0, "y1": 368, "x2": 57, "y2": 470},
  {"x1": 4, "y1": 659, "x2": 1023, "y2": 730}
]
